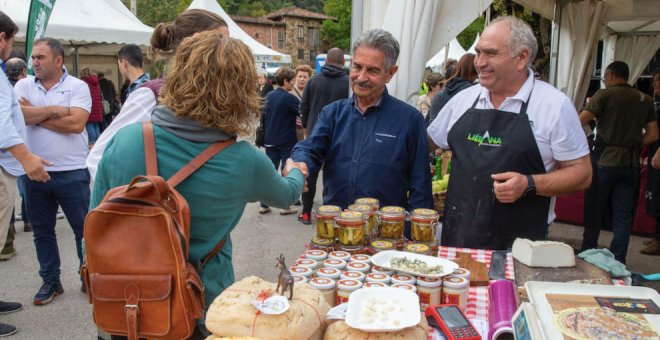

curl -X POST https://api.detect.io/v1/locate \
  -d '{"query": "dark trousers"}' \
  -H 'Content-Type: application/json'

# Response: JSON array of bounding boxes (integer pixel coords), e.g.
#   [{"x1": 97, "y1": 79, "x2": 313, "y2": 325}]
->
[
  {"x1": 582, "y1": 166, "x2": 639, "y2": 264},
  {"x1": 261, "y1": 145, "x2": 293, "y2": 209},
  {"x1": 25, "y1": 169, "x2": 90, "y2": 283},
  {"x1": 301, "y1": 169, "x2": 319, "y2": 215}
]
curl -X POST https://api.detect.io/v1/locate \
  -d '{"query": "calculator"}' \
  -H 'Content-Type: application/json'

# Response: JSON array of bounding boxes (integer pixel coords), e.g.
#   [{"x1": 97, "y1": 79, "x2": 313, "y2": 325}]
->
[{"x1": 425, "y1": 304, "x2": 481, "y2": 340}]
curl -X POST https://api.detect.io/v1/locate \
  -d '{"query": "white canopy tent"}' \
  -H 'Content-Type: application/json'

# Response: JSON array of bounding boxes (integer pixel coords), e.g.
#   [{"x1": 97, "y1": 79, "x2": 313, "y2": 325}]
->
[
  {"x1": 514, "y1": 0, "x2": 660, "y2": 108},
  {"x1": 0, "y1": 0, "x2": 153, "y2": 55},
  {"x1": 467, "y1": 33, "x2": 480, "y2": 54},
  {"x1": 425, "y1": 38, "x2": 467, "y2": 73},
  {"x1": 187, "y1": 0, "x2": 291, "y2": 64},
  {"x1": 352, "y1": 0, "x2": 493, "y2": 105}
]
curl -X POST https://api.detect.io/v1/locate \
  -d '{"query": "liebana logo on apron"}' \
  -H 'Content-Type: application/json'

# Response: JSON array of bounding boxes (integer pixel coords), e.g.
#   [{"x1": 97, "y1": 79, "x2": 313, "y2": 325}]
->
[{"x1": 466, "y1": 130, "x2": 502, "y2": 147}]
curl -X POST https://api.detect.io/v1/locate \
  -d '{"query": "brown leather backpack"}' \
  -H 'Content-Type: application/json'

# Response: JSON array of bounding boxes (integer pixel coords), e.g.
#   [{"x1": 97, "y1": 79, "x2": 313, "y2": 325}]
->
[{"x1": 81, "y1": 123, "x2": 234, "y2": 340}]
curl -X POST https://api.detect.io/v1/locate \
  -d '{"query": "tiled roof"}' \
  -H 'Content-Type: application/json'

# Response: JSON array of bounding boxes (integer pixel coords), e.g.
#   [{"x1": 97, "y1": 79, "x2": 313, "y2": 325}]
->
[
  {"x1": 231, "y1": 15, "x2": 284, "y2": 26},
  {"x1": 264, "y1": 6, "x2": 335, "y2": 21}
]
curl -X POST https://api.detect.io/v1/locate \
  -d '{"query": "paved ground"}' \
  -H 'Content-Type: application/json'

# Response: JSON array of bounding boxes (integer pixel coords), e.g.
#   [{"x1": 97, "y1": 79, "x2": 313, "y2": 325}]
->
[{"x1": 0, "y1": 198, "x2": 658, "y2": 339}]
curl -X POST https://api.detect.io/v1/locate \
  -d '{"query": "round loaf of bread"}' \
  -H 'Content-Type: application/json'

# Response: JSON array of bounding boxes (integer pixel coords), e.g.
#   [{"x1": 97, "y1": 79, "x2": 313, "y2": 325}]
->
[
  {"x1": 323, "y1": 315, "x2": 429, "y2": 340},
  {"x1": 206, "y1": 276, "x2": 330, "y2": 340}
]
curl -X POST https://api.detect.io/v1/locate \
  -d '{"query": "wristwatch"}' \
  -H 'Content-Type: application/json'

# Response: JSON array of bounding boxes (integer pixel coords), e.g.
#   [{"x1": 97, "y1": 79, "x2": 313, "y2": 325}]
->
[{"x1": 524, "y1": 175, "x2": 536, "y2": 197}]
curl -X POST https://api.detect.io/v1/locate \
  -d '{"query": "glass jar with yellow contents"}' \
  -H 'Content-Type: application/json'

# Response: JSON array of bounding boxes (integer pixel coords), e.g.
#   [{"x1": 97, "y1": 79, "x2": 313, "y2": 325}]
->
[
  {"x1": 411, "y1": 208, "x2": 439, "y2": 244},
  {"x1": 314, "y1": 205, "x2": 341, "y2": 240},
  {"x1": 377, "y1": 206, "x2": 407, "y2": 241},
  {"x1": 348, "y1": 204, "x2": 375, "y2": 244},
  {"x1": 334, "y1": 211, "x2": 366, "y2": 250},
  {"x1": 355, "y1": 198, "x2": 380, "y2": 237}
]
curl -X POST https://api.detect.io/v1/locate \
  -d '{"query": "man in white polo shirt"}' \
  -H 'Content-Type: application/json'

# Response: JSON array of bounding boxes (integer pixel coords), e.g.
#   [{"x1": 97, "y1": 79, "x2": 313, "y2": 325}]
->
[
  {"x1": 427, "y1": 16, "x2": 592, "y2": 250},
  {"x1": 14, "y1": 37, "x2": 91, "y2": 305}
]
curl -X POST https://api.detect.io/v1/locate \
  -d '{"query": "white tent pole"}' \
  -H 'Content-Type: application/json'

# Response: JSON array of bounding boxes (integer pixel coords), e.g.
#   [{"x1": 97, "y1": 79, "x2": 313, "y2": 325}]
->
[
  {"x1": 549, "y1": 1, "x2": 562, "y2": 86},
  {"x1": 351, "y1": 0, "x2": 364, "y2": 52},
  {"x1": 130, "y1": 0, "x2": 136, "y2": 16}
]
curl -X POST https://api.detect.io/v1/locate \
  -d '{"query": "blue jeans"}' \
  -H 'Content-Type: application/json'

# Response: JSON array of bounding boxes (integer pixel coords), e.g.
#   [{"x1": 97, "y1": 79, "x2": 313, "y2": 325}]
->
[
  {"x1": 25, "y1": 169, "x2": 90, "y2": 284},
  {"x1": 260, "y1": 145, "x2": 293, "y2": 209},
  {"x1": 86, "y1": 122, "x2": 100, "y2": 144},
  {"x1": 582, "y1": 166, "x2": 639, "y2": 263}
]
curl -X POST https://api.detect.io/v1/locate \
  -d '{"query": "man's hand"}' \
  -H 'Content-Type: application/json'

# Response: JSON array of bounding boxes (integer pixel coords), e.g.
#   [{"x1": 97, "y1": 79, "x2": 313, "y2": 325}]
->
[
  {"x1": 283, "y1": 158, "x2": 310, "y2": 192},
  {"x1": 491, "y1": 172, "x2": 527, "y2": 203},
  {"x1": 21, "y1": 154, "x2": 52, "y2": 182},
  {"x1": 653, "y1": 148, "x2": 660, "y2": 170}
]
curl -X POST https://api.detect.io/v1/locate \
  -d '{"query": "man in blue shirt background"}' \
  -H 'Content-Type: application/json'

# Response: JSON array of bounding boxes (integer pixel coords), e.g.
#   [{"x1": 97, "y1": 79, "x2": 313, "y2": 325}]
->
[{"x1": 288, "y1": 29, "x2": 432, "y2": 224}]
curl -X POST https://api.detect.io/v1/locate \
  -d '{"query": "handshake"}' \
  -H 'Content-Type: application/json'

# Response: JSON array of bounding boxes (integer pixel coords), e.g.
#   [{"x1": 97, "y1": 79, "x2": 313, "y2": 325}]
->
[{"x1": 283, "y1": 158, "x2": 310, "y2": 192}]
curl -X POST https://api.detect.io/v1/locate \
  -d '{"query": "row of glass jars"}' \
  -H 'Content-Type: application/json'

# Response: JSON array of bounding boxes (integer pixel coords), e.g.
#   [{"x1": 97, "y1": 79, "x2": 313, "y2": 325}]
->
[{"x1": 314, "y1": 198, "x2": 439, "y2": 250}]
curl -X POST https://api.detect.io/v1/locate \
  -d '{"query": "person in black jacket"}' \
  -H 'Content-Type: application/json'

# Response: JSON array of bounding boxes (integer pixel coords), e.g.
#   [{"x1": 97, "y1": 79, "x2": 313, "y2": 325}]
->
[
  {"x1": 426, "y1": 53, "x2": 477, "y2": 126},
  {"x1": 296, "y1": 48, "x2": 349, "y2": 224}
]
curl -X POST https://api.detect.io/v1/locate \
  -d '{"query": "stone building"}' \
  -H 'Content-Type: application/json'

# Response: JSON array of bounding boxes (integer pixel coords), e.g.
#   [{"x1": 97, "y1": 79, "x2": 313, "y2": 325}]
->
[{"x1": 232, "y1": 6, "x2": 334, "y2": 68}]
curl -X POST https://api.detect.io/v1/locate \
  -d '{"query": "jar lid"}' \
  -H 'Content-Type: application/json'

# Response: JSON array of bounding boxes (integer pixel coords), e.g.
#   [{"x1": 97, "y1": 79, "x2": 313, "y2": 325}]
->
[
  {"x1": 312, "y1": 237, "x2": 334, "y2": 246},
  {"x1": 443, "y1": 276, "x2": 469, "y2": 288},
  {"x1": 304, "y1": 249, "x2": 328, "y2": 260},
  {"x1": 346, "y1": 262, "x2": 370, "y2": 272},
  {"x1": 379, "y1": 206, "x2": 406, "y2": 221},
  {"x1": 292, "y1": 275, "x2": 308, "y2": 284},
  {"x1": 294, "y1": 259, "x2": 318, "y2": 268},
  {"x1": 328, "y1": 251, "x2": 351, "y2": 261},
  {"x1": 309, "y1": 277, "x2": 336, "y2": 290},
  {"x1": 316, "y1": 205, "x2": 341, "y2": 217},
  {"x1": 348, "y1": 204, "x2": 374, "y2": 215},
  {"x1": 340, "y1": 271, "x2": 366, "y2": 281},
  {"x1": 370, "y1": 240, "x2": 395, "y2": 250},
  {"x1": 416, "y1": 276, "x2": 442, "y2": 288},
  {"x1": 365, "y1": 273, "x2": 390, "y2": 283},
  {"x1": 338, "y1": 279, "x2": 363, "y2": 290},
  {"x1": 411, "y1": 208, "x2": 439, "y2": 222},
  {"x1": 323, "y1": 259, "x2": 347, "y2": 269},
  {"x1": 350, "y1": 254, "x2": 371, "y2": 263},
  {"x1": 317, "y1": 267, "x2": 341, "y2": 278},
  {"x1": 406, "y1": 243, "x2": 430, "y2": 253},
  {"x1": 363, "y1": 282, "x2": 387, "y2": 288},
  {"x1": 371, "y1": 265, "x2": 395, "y2": 275},
  {"x1": 336, "y1": 211, "x2": 365, "y2": 226},
  {"x1": 355, "y1": 197, "x2": 379, "y2": 208},
  {"x1": 453, "y1": 268, "x2": 470, "y2": 276},
  {"x1": 289, "y1": 266, "x2": 313, "y2": 277},
  {"x1": 391, "y1": 274, "x2": 416, "y2": 285},
  {"x1": 391, "y1": 283, "x2": 417, "y2": 292}
]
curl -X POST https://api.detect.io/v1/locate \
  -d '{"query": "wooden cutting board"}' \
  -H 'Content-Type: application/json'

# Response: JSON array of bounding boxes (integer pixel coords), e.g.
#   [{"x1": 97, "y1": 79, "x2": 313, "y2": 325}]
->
[
  {"x1": 451, "y1": 252, "x2": 489, "y2": 286},
  {"x1": 514, "y1": 257, "x2": 612, "y2": 288}
]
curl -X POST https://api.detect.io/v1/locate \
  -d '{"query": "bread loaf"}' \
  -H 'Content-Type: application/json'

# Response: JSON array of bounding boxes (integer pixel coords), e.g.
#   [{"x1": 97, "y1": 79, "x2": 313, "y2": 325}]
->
[
  {"x1": 206, "y1": 276, "x2": 330, "y2": 340},
  {"x1": 323, "y1": 315, "x2": 428, "y2": 340}
]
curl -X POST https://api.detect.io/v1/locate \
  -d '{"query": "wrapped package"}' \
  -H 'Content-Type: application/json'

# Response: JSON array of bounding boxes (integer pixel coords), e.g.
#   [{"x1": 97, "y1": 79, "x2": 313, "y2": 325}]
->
[
  {"x1": 206, "y1": 276, "x2": 331, "y2": 340},
  {"x1": 323, "y1": 316, "x2": 429, "y2": 340}
]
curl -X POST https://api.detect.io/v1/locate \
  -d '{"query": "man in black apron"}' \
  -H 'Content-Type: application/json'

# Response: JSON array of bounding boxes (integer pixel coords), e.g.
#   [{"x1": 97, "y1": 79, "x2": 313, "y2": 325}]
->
[
  {"x1": 579, "y1": 62, "x2": 658, "y2": 264},
  {"x1": 427, "y1": 16, "x2": 592, "y2": 250},
  {"x1": 643, "y1": 68, "x2": 660, "y2": 255}
]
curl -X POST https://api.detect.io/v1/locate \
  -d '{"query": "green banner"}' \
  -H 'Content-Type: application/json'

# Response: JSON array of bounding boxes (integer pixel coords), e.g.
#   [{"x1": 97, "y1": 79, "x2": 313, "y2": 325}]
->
[{"x1": 25, "y1": 0, "x2": 56, "y2": 74}]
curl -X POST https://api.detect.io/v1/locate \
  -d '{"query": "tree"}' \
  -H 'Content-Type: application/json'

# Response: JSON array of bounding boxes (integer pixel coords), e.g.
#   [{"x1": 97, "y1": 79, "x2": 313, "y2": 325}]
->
[
  {"x1": 320, "y1": 0, "x2": 351, "y2": 51},
  {"x1": 120, "y1": 0, "x2": 189, "y2": 26}
]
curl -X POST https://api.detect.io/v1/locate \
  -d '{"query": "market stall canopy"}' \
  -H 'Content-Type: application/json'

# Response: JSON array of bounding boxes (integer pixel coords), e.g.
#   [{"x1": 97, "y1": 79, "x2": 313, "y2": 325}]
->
[
  {"x1": 0, "y1": 0, "x2": 153, "y2": 55},
  {"x1": 187, "y1": 0, "x2": 291, "y2": 64},
  {"x1": 467, "y1": 33, "x2": 480, "y2": 54},
  {"x1": 425, "y1": 38, "x2": 467, "y2": 73},
  {"x1": 352, "y1": 0, "x2": 493, "y2": 105},
  {"x1": 513, "y1": 0, "x2": 660, "y2": 108}
]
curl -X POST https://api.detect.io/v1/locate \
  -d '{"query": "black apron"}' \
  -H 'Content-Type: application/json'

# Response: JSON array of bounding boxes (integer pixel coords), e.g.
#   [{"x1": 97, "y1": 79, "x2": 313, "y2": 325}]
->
[{"x1": 442, "y1": 88, "x2": 550, "y2": 250}]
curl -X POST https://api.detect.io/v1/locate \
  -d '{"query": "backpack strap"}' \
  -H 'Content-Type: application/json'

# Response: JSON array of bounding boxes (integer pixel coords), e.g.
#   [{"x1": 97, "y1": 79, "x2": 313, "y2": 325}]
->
[
  {"x1": 143, "y1": 123, "x2": 158, "y2": 176},
  {"x1": 200, "y1": 236, "x2": 227, "y2": 270}
]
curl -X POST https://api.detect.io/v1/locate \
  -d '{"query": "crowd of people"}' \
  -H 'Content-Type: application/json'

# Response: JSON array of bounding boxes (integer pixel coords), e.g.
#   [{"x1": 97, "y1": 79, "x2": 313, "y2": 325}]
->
[{"x1": 0, "y1": 7, "x2": 659, "y2": 339}]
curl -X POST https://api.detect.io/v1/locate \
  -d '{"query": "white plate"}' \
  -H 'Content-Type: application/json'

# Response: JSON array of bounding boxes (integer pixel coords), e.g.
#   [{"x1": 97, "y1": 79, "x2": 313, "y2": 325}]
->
[
  {"x1": 345, "y1": 287, "x2": 420, "y2": 332},
  {"x1": 371, "y1": 250, "x2": 458, "y2": 279}
]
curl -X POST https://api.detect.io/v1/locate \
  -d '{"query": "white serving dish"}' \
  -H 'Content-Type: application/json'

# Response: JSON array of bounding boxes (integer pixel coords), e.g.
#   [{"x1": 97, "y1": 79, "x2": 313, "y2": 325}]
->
[
  {"x1": 371, "y1": 250, "x2": 458, "y2": 279},
  {"x1": 526, "y1": 281, "x2": 660, "y2": 339},
  {"x1": 345, "y1": 287, "x2": 420, "y2": 332}
]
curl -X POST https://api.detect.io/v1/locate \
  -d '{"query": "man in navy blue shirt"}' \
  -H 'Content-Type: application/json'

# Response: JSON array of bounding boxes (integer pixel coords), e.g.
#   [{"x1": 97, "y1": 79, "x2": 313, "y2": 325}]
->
[
  {"x1": 287, "y1": 29, "x2": 432, "y2": 219},
  {"x1": 260, "y1": 67, "x2": 300, "y2": 215}
]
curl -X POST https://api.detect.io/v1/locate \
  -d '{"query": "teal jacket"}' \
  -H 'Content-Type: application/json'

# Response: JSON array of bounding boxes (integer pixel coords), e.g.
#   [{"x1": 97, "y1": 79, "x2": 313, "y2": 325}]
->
[{"x1": 91, "y1": 123, "x2": 304, "y2": 313}]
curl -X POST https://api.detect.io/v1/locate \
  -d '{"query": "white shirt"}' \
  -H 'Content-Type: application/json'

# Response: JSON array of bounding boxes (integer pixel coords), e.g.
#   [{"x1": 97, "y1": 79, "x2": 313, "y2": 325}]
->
[
  {"x1": 14, "y1": 69, "x2": 91, "y2": 171},
  {"x1": 427, "y1": 70, "x2": 589, "y2": 223},
  {"x1": 0, "y1": 70, "x2": 27, "y2": 176},
  {"x1": 86, "y1": 87, "x2": 157, "y2": 180}
]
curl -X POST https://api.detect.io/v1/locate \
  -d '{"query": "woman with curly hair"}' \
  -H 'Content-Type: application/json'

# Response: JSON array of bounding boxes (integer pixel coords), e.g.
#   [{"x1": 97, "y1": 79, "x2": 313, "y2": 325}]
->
[{"x1": 90, "y1": 32, "x2": 305, "y2": 338}]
